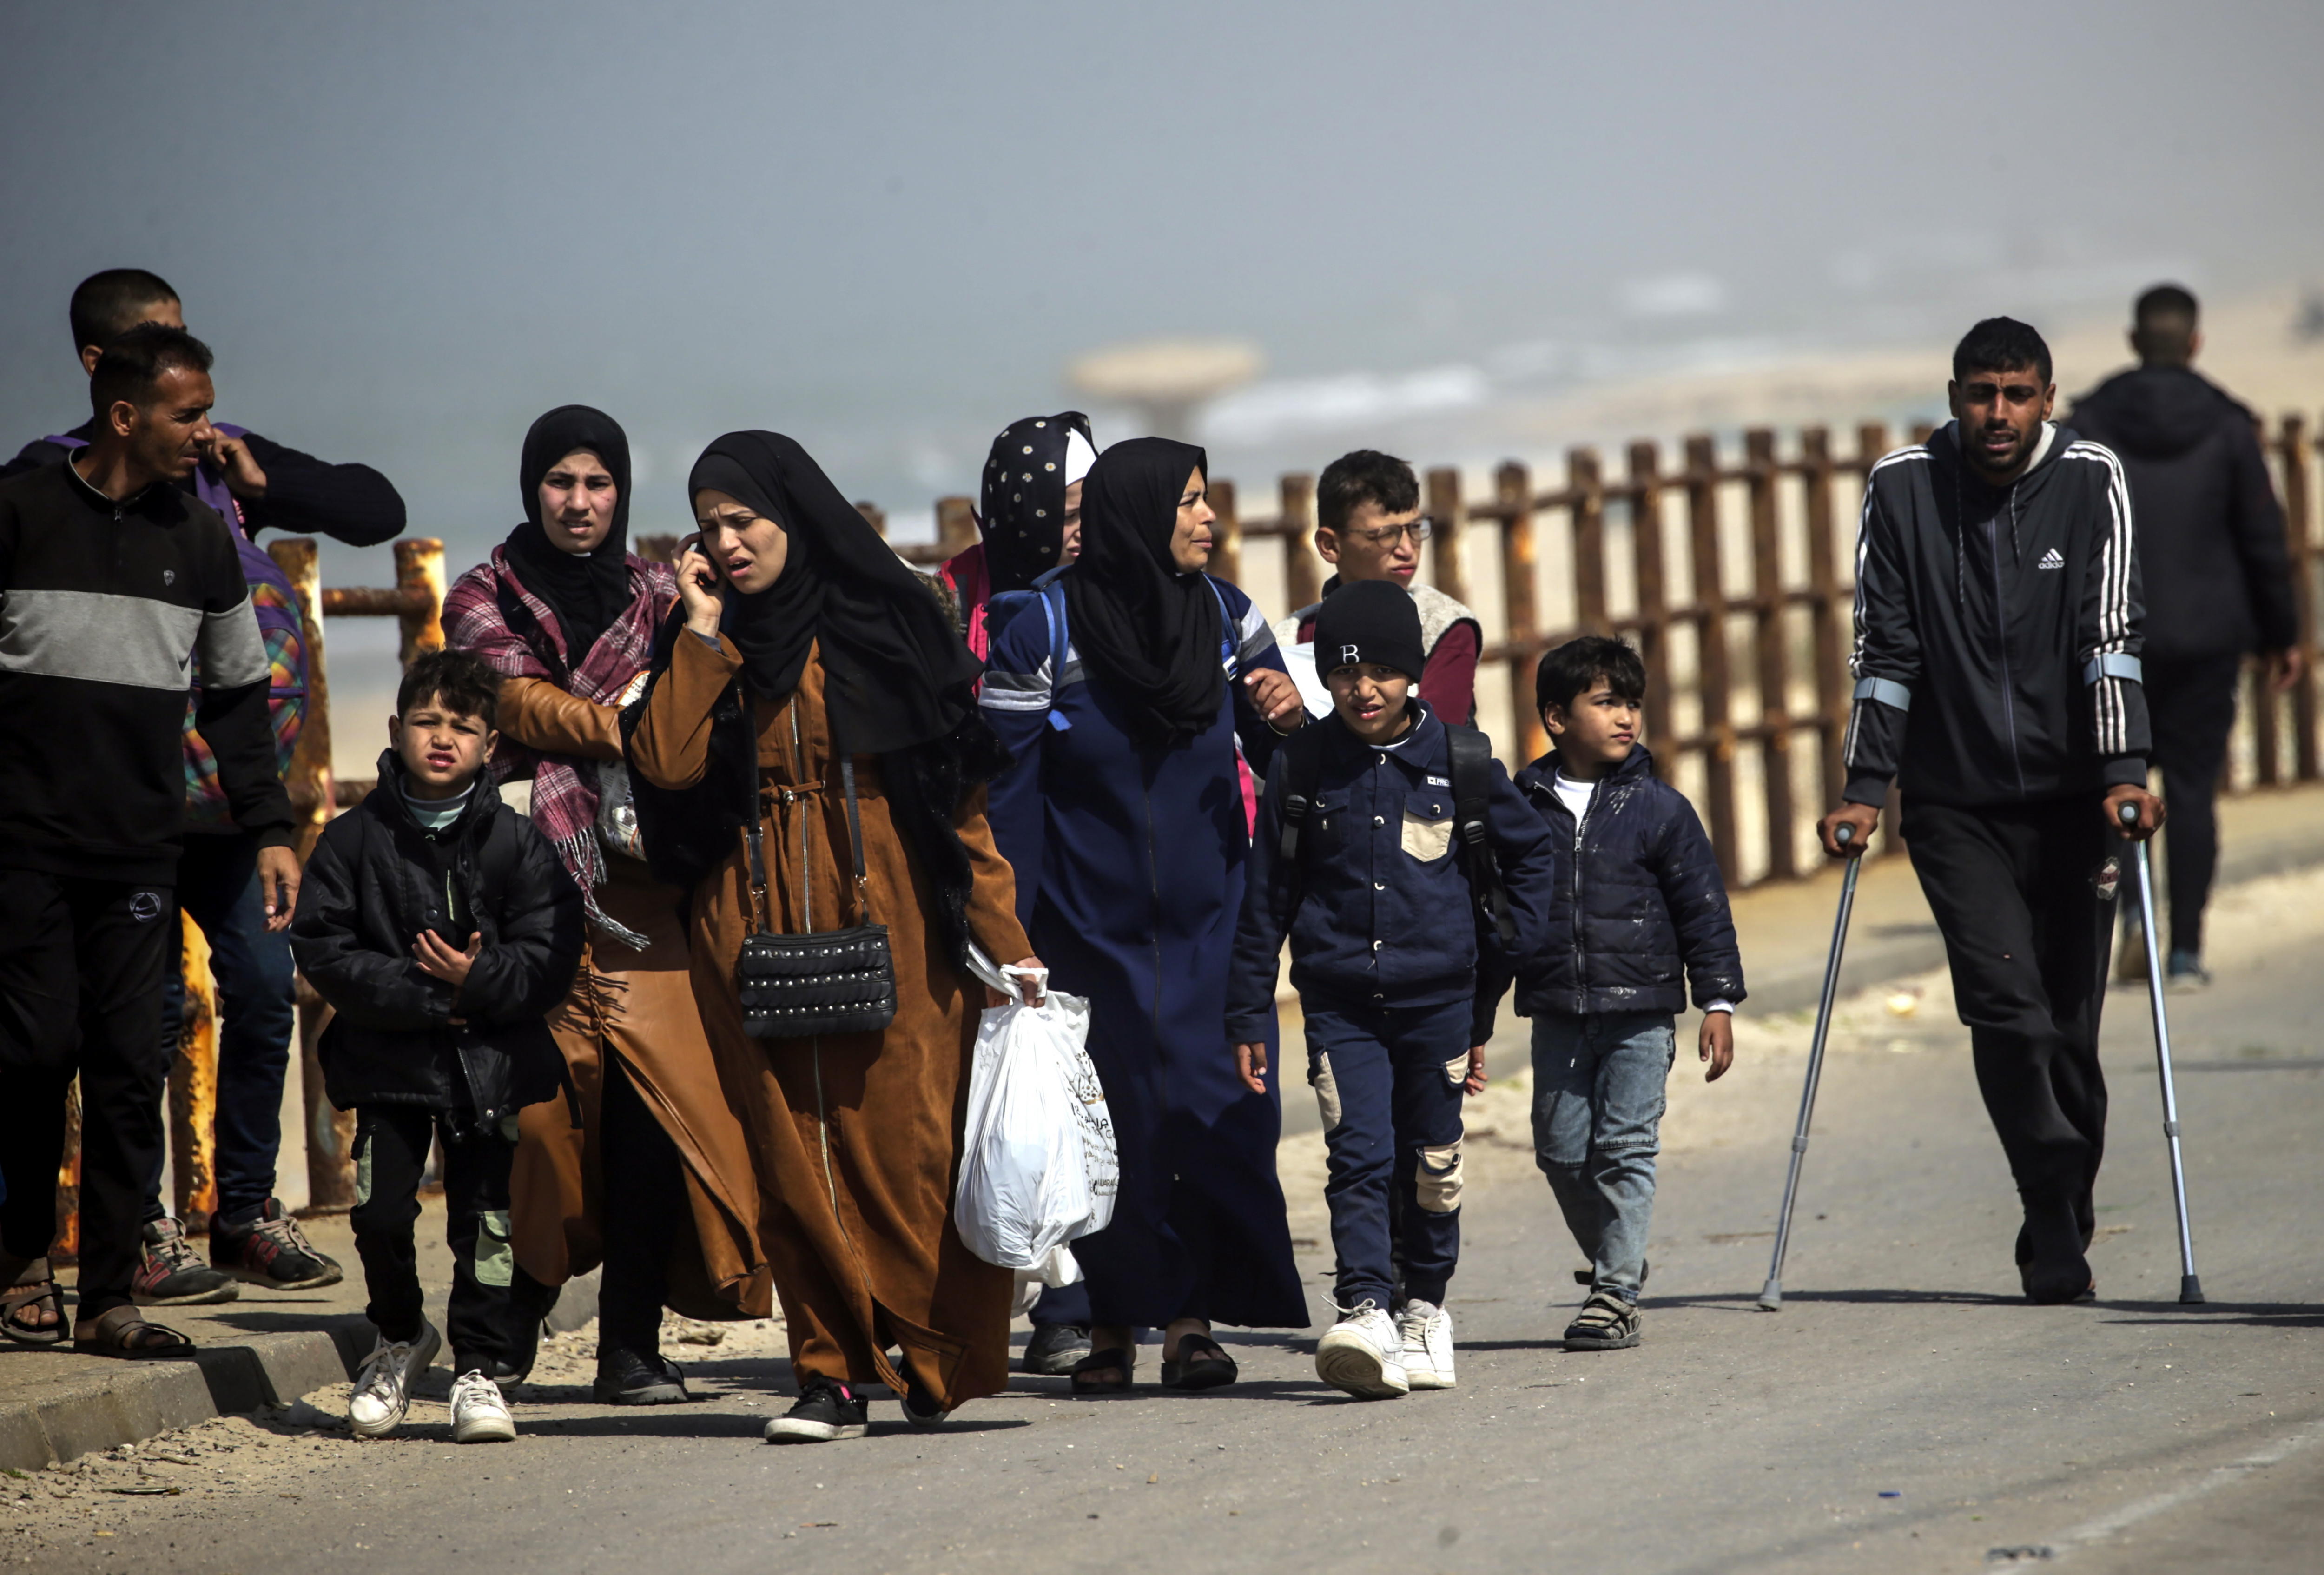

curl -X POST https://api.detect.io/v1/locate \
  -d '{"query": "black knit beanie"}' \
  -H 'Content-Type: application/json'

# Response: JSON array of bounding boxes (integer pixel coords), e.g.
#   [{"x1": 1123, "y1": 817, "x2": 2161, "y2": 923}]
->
[{"x1": 1311, "y1": 578, "x2": 1426, "y2": 682}]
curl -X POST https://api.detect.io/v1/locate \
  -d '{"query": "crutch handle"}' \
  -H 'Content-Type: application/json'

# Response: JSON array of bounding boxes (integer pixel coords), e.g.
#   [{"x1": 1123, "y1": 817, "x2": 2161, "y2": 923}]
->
[
  {"x1": 1835, "y1": 822, "x2": 1855, "y2": 846},
  {"x1": 2119, "y1": 800, "x2": 2139, "y2": 827}
]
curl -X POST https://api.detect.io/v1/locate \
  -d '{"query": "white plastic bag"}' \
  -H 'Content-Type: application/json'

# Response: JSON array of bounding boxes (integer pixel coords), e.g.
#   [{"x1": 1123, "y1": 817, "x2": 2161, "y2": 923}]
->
[{"x1": 955, "y1": 960, "x2": 1118, "y2": 1273}]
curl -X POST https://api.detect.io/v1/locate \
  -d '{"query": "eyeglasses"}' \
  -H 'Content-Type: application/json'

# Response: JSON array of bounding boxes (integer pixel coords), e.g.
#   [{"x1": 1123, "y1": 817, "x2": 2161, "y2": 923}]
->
[{"x1": 1338, "y1": 518, "x2": 1435, "y2": 547}]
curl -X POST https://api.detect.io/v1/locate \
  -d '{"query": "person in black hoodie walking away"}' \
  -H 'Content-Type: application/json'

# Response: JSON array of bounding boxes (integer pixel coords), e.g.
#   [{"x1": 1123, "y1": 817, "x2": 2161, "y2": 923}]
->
[
  {"x1": 290, "y1": 650, "x2": 582, "y2": 1443},
  {"x1": 1822, "y1": 317, "x2": 2164, "y2": 1305},
  {"x1": 2067, "y1": 285, "x2": 2303, "y2": 987},
  {"x1": 1511, "y1": 635, "x2": 1743, "y2": 1352}
]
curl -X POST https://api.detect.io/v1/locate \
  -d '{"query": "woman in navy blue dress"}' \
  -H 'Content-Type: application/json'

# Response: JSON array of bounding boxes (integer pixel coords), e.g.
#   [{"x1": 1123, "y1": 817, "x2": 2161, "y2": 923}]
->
[{"x1": 983, "y1": 437, "x2": 1311, "y2": 1393}]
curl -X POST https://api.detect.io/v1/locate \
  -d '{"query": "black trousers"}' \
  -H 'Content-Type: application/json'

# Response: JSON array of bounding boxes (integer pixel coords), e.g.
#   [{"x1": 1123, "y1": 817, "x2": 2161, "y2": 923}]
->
[
  {"x1": 596, "y1": 1058, "x2": 684, "y2": 1356},
  {"x1": 350, "y1": 1105, "x2": 518, "y2": 1376},
  {"x1": 0, "y1": 870, "x2": 178, "y2": 1317},
  {"x1": 2141, "y1": 653, "x2": 2245, "y2": 958},
  {"x1": 1904, "y1": 796, "x2": 2117, "y2": 1221}
]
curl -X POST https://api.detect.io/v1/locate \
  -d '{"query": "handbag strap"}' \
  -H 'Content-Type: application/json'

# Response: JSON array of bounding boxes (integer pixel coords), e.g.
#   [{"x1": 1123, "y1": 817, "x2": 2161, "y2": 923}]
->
[
  {"x1": 741, "y1": 680, "x2": 874, "y2": 933},
  {"x1": 743, "y1": 682, "x2": 772, "y2": 937},
  {"x1": 838, "y1": 754, "x2": 872, "y2": 926}
]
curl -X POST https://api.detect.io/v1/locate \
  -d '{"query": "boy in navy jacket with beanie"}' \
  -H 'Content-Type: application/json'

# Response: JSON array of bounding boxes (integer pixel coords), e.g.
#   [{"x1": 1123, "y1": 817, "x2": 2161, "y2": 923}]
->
[
  {"x1": 1512, "y1": 635, "x2": 1743, "y2": 1352},
  {"x1": 1229, "y1": 580, "x2": 1556, "y2": 1399}
]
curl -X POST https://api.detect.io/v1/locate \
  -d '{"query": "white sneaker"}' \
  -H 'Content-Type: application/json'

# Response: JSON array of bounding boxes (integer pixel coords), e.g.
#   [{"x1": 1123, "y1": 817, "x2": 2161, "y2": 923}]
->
[
  {"x1": 1315, "y1": 1301, "x2": 1408, "y2": 1399},
  {"x1": 450, "y1": 1369, "x2": 516, "y2": 1443},
  {"x1": 1396, "y1": 1299, "x2": 1456, "y2": 1390},
  {"x1": 348, "y1": 1321, "x2": 442, "y2": 1438}
]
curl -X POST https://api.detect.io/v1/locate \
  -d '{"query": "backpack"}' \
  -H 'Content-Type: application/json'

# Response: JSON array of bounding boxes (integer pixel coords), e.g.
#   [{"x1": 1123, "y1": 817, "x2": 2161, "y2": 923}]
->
[
  {"x1": 1271, "y1": 720, "x2": 1517, "y2": 949},
  {"x1": 984, "y1": 569, "x2": 1239, "y2": 734}
]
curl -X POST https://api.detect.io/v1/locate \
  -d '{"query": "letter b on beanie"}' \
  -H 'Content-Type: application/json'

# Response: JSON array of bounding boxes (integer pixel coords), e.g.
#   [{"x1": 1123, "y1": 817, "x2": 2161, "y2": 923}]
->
[{"x1": 1312, "y1": 578, "x2": 1426, "y2": 681}]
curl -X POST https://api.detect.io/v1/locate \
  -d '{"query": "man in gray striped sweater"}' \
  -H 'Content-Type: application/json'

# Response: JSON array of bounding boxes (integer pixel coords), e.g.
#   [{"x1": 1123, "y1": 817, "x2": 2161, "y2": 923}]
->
[
  {"x1": 1817, "y1": 317, "x2": 2164, "y2": 1306},
  {"x1": 0, "y1": 326, "x2": 297, "y2": 1357}
]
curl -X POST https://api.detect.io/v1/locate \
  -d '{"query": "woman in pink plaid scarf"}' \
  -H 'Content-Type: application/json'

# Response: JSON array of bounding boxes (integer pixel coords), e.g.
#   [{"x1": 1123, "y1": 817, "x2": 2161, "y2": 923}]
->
[{"x1": 444, "y1": 406, "x2": 766, "y2": 1406}]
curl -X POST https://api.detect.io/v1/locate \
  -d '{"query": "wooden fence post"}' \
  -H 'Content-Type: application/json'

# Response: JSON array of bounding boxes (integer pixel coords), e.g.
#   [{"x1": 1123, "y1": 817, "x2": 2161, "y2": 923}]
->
[
  {"x1": 2281, "y1": 415, "x2": 2317, "y2": 782},
  {"x1": 1425, "y1": 467, "x2": 1468, "y2": 609},
  {"x1": 1687, "y1": 435, "x2": 1739, "y2": 886},
  {"x1": 264, "y1": 537, "x2": 357, "y2": 1212},
  {"x1": 935, "y1": 496, "x2": 977, "y2": 561},
  {"x1": 170, "y1": 917, "x2": 220, "y2": 1230},
  {"x1": 1746, "y1": 428, "x2": 1795, "y2": 881},
  {"x1": 1569, "y1": 449, "x2": 1607, "y2": 633},
  {"x1": 1856, "y1": 423, "x2": 1903, "y2": 856},
  {"x1": 1210, "y1": 478, "x2": 1241, "y2": 587},
  {"x1": 1801, "y1": 427, "x2": 1848, "y2": 808},
  {"x1": 856, "y1": 501, "x2": 888, "y2": 538},
  {"x1": 1628, "y1": 441, "x2": 1673, "y2": 780},
  {"x1": 1282, "y1": 473, "x2": 1320, "y2": 610},
  {"x1": 1497, "y1": 462, "x2": 1540, "y2": 761},
  {"x1": 393, "y1": 539, "x2": 446, "y2": 664}
]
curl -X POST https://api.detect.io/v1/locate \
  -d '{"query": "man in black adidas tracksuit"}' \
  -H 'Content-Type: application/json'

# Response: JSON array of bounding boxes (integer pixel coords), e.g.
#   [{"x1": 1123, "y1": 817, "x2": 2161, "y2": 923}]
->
[
  {"x1": 0, "y1": 327, "x2": 297, "y2": 1355},
  {"x1": 1819, "y1": 317, "x2": 2164, "y2": 1305}
]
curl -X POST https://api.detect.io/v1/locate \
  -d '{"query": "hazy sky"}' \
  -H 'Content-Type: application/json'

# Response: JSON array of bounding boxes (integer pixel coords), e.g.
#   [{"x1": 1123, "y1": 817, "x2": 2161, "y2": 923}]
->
[{"x1": 7, "y1": 0, "x2": 2320, "y2": 567}]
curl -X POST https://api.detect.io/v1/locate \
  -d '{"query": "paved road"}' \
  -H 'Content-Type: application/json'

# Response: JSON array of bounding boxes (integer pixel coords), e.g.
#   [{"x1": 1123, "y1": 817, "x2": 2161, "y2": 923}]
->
[{"x1": 23, "y1": 871, "x2": 2324, "y2": 1575}]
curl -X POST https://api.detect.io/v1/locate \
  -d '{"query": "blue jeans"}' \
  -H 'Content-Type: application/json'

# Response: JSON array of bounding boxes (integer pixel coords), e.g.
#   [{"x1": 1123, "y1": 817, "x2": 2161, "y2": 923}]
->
[
  {"x1": 147, "y1": 833, "x2": 298, "y2": 1225},
  {"x1": 1530, "y1": 1010, "x2": 1676, "y2": 1304},
  {"x1": 1306, "y1": 998, "x2": 1470, "y2": 1310}
]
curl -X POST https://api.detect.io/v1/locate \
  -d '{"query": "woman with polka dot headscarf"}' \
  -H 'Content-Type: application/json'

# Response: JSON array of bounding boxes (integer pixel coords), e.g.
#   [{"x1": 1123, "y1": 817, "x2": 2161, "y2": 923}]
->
[{"x1": 937, "y1": 412, "x2": 1097, "y2": 663}]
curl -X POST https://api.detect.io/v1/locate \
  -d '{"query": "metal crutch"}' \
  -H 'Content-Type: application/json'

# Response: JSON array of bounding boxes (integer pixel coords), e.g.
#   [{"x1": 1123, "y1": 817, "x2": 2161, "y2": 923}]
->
[
  {"x1": 1758, "y1": 821, "x2": 1862, "y2": 1311},
  {"x1": 2121, "y1": 799, "x2": 2205, "y2": 1304}
]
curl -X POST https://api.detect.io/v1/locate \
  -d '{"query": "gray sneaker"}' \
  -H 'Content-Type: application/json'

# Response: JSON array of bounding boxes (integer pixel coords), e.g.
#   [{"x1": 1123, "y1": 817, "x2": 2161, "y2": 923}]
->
[
  {"x1": 1563, "y1": 1291, "x2": 1641, "y2": 1351},
  {"x1": 2164, "y1": 950, "x2": 2211, "y2": 993}
]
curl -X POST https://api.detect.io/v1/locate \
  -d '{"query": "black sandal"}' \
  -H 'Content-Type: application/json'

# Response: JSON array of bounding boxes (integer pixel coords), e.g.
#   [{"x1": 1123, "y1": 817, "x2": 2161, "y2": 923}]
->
[
  {"x1": 1069, "y1": 1347, "x2": 1136, "y2": 1396},
  {"x1": 72, "y1": 1304, "x2": 195, "y2": 1359},
  {"x1": 1160, "y1": 1334, "x2": 1237, "y2": 1391},
  {"x1": 1, "y1": 1257, "x2": 65, "y2": 1347}
]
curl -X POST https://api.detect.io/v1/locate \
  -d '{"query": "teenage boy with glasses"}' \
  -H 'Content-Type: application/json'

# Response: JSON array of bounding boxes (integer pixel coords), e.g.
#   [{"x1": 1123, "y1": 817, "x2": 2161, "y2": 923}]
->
[{"x1": 1273, "y1": 450, "x2": 1483, "y2": 725}]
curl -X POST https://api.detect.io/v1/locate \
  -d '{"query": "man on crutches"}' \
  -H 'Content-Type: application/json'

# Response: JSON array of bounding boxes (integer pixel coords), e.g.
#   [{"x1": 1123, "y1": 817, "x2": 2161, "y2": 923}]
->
[{"x1": 1817, "y1": 317, "x2": 2166, "y2": 1305}]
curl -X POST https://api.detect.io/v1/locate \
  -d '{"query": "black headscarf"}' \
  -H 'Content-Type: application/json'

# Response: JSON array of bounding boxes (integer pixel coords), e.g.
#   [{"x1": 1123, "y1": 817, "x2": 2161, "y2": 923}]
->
[
  {"x1": 979, "y1": 411, "x2": 1094, "y2": 593},
  {"x1": 503, "y1": 405, "x2": 633, "y2": 662},
  {"x1": 687, "y1": 430, "x2": 982, "y2": 755},
  {"x1": 1060, "y1": 436, "x2": 1223, "y2": 750}
]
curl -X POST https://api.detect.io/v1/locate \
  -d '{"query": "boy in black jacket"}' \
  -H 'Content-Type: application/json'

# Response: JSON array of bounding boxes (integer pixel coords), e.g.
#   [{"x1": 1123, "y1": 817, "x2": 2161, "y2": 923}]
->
[
  {"x1": 1229, "y1": 581, "x2": 1557, "y2": 1400},
  {"x1": 1513, "y1": 635, "x2": 1743, "y2": 1352},
  {"x1": 290, "y1": 650, "x2": 581, "y2": 1442}
]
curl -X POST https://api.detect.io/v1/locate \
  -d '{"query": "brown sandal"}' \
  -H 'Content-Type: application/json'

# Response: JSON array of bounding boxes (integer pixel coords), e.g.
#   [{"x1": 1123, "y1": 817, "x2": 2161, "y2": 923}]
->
[
  {"x1": 1, "y1": 1257, "x2": 66, "y2": 1347},
  {"x1": 72, "y1": 1304, "x2": 194, "y2": 1359}
]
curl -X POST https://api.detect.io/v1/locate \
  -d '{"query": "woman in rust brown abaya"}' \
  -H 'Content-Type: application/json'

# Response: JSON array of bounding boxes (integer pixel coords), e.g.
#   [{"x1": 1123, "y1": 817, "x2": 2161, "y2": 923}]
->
[
  {"x1": 443, "y1": 406, "x2": 767, "y2": 1406},
  {"x1": 626, "y1": 430, "x2": 1041, "y2": 1443}
]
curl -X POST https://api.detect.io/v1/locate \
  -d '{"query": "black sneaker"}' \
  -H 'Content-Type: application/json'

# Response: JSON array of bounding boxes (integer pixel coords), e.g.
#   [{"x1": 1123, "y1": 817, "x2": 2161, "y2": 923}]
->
[
  {"x1": 594, "y1": 1346, "x2": 692, "y2": 1405},
  {"x1": 1021, "y1": 1322, "x2": 1092, "y2": 1375},
  {"x1": 132, "y1": 1218, "x2": 238, "y2": 1306},
  {"x1": 210, "y1": 1199, "x2": 344, "y2": 1290},
  {"x1": 1563, "y1": 1291, "x2": 1642, "y2": 1351},
  {"x1": 764, "y1": 1379, "x2": 869, "y2": 1443},
  {"x1": 901, "y1": 1380, "x2": 949, "y2": 1430}
]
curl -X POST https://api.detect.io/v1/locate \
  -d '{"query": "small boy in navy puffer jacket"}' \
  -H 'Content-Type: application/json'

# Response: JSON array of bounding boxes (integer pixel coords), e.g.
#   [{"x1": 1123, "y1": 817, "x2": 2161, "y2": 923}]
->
[
  {"x1": 1510, "y1": 635, "x2": 1744, "y2": 1352},
  {"x1": 1229, "y1": 581, "x2": 1557, "y2": 1401}
]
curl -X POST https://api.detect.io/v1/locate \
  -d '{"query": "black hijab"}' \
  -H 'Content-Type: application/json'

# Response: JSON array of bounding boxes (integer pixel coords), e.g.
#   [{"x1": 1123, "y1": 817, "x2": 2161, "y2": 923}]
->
[
  {"x1": 978, "y1": 411, "x2": 1093, "y2": 593},
  {"x1": 503, "y1": 405, "x2": 633, "y2": 662},
  {"x1": 1060, "y1": 436, "x2": 1223, "y2": 750},
  {"x1": 687, "y1": 430, "x2": 982, "y2": 755}
]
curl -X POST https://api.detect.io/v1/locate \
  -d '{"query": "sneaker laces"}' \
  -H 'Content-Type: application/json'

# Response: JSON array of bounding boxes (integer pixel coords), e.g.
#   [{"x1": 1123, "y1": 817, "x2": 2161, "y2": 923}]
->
[
  {"x1": 249, "y1": 1207, "x2": 324, "y2": 1262},
  {"x1": 145, "y1": 1220, "x2": 203, "y2": 1271},
  {"x1": 354, "y1": 1339, "x2": 411, "y2": 1401},
  {"x1": 452, "y1": 1370, "x2": 505, "y2": 1410}
]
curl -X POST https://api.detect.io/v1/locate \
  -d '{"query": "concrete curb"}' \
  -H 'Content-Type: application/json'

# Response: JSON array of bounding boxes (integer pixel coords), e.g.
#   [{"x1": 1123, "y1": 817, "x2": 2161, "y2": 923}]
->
[{"x1": 0, "y1": 1267, "x2": 601, "y2": 1472}]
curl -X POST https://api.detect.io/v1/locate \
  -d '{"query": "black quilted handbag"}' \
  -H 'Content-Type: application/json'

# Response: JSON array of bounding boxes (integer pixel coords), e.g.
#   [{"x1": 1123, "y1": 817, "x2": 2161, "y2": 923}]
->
[{"x1": 736, "y1": 742, "x2": 897, "y2": 1040}]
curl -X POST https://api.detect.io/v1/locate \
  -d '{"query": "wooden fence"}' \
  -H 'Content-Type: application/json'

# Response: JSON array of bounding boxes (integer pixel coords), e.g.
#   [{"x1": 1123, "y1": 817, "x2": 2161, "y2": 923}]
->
[
  {"x1": 887, "y1": 415, "x2": 2324, "y2": 887},
  {"x1": 108, "y1": 409, "x2": 2324, "y2": 1237}
]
